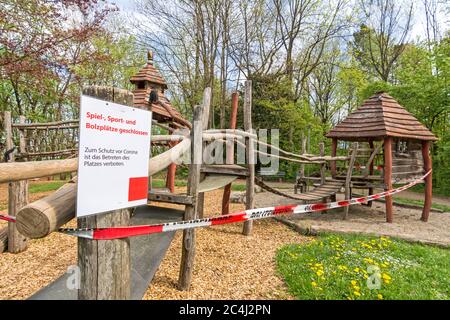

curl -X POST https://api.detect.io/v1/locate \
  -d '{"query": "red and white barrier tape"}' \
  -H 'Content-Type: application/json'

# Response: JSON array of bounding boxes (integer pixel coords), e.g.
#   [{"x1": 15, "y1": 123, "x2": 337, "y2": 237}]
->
[
  {"x1": 0, "y1": 214, "x2": 16, "y2": 223},
  {"x1": 0, "y1": 171, "x2": 430, "y2": 240}
]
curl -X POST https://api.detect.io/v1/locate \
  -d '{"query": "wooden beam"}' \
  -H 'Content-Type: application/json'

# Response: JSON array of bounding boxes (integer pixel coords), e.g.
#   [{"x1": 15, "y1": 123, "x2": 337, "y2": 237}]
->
[
  {"x1": 178, "y1": 105, "x2": 203, "y2": 290},
  {"x1": 243, "y1": 81, "x2": 255, "y2": 236},
  {"x1": 12, "y1": 120, "x2": 79, "y2": 128},
  {"x1": 0, "y1": 158, "x2": 78, "y2": 183},
  {"x1": 384, "y1": 137, "x2": 394, "y2": 223},
  {"x1": 77, "y1": 86, "x2": 132, "y2": 300},
  {"x1": 201, "y1": 164, "x2": 248, "y2": 176},
  {"x1": 222, "y1": 92, "x2": 239, "y2": 215},
  {"x1": 148, "y1": 192, "x2": 193, "y2": 205},
  {"x1": 16, "y1": 180, "x2": 76, "y2": 238},
  {"x1": 421, "y1": 141, "x2": 432, "y2": 222},
  {"x1": 16, "y1": 149, "x2": 78, "y2": 158}
]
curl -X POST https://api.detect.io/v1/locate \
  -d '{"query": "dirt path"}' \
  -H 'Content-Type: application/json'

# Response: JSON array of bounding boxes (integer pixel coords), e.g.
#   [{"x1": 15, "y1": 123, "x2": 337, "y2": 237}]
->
[
  {"x1": 254, "y1": 189, "x2": 450, "y2": 247},
  {"x1": 262, "y1": 181, "x2": 450, "y2": 207}
]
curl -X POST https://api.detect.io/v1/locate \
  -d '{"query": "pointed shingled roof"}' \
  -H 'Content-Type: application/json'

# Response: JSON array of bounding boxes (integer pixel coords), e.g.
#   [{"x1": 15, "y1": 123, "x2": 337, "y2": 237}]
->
[
  {"x1": 130, "y1": 51, "x2": 168, "y2": 89},
  {"x1": 130, "y1": 51, "x2": 186, "y2": 125},
  {"x1": 326, "y1": 92, "x2": 437, "y2": 141}
]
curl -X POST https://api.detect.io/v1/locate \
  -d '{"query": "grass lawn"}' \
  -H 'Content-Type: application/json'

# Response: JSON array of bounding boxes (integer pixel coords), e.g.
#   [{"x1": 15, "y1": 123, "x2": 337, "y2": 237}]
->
[
  {"x1": 408, "y1": 183, "x2": 448, "y2": 198},
  {"x1": 276, "y1": 233, "x2": 450, "y2": 300},
  {"x1": 29, "y1": 181, "x2": 66, "y2": 193}
]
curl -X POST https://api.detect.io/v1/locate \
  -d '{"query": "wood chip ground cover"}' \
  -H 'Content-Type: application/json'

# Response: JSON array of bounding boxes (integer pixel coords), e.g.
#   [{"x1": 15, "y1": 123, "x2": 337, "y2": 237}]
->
[{"x1": 0, "y1": 187, "x2": 310, "y2": 300}]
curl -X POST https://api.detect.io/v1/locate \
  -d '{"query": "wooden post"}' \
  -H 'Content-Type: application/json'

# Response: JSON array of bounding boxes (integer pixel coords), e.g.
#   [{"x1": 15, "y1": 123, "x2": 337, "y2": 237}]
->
[
  {"x1": 331, "y1": 138, "x2": 337, "y2": 178},
  {"x1": 367, "y1": 140, "x2": 375, "y2": 207},
  {"x1": 197, "y1": 88, "x2": 212, "y2": 219},
  {"x1": 343, "y1": 142, "x2": 358, "y2": 220},
  {"x1": 383, "y1": 137, "x2": 393, "y2": 223},
  {"x1": 78, "y1": 87, "x2": 133, "y2": 300},
  {"x1": 166, "y1": 158, "x2": 177, "y2": 192},
  {"x1": 319, "y1": 142, "x2": 326, "y2": 185},
  {"x1": 166, "y1": 124, "x2": 177, "y2": 193},
  {"x1": 4, "y1": 112, "x2": 28, "y2": 253},
  {"x1": 421, "y1": 140, "x2": 432, "y2": 222},
  {"x1": 221, "y1": 92, "x2": 239, "y2": 215},
  {"x1": 296, "y1": 136, "x2": 307, "y2": 194},
  {"x1": 243, "y1": 81, "x2": 255, "y2": 236},
  {"x1": 178, "y1": 105, "x2": 203, "y2": 290}
]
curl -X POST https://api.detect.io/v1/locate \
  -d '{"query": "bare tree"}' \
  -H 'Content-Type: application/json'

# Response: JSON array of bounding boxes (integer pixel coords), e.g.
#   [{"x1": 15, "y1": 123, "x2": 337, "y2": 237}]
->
[
  {"x1": 227, "y1": 0, "x2": 284, "y2": 79},
  {"x1": 307, "y1": 45, "x2": 342, "y2": 125},
  {"x1": 422, "y1": 0, "x2": 447, "y2": 51},
  {"x1": 353, "y1": 0, "x2": 414, "y2": 82}
]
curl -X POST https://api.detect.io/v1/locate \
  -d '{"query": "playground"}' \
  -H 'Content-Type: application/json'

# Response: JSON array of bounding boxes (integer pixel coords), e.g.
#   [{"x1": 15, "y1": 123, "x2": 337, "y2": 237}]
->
[
  {"x1": 1, "y1": 0, "x2": 449, "y2": 301},
  {"x1": 0, "y1": 51, "x2": 448, "y2": 300}
]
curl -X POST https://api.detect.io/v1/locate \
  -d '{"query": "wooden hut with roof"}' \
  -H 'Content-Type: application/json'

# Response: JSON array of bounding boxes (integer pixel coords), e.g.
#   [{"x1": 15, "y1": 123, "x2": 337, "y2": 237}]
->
[
  {"x1": 130, "y1": 50, "x2": 188, "y2": 129},
  {"x1": 326, "y1": 92, "x2": 437, "y2": 223},
  {"x1": 130, "y1": 51, "x2": 189, "y2": 192}
]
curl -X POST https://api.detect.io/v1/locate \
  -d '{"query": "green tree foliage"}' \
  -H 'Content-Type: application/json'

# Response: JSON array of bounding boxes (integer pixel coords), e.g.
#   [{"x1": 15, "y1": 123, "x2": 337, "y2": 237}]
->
[
  {"x1": 357, "y1": 38, "x2": 450, "y2": 195},
  {"x1": 249, "y1": 73, "x2": 322, "y2": 178},
  {"x1": 0, "y1": 0, "x2": 144, "y2": 122}
]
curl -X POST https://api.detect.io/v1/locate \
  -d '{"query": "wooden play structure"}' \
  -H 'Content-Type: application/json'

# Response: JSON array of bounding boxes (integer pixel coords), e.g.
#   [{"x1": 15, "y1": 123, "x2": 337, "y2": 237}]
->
[
  {"x1": 0, "y1": 52, "x2": 259, "y2": 299},
  {"x1": 0, "y1": 52, "x2": 437, "y2": 300},
  {"x1": 295, "y1": 92, "x2": 437, "y2": 222}
]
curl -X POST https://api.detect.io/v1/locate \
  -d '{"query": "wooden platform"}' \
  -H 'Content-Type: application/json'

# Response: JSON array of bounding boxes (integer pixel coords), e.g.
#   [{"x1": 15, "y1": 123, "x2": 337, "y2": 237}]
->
[
  {"x1": 201, "y1": 164, "x2": 248, "y2": 177},
  {"x1": 294, "y1": 181, "x2": 343, "y2": 201},
  {"x1": 28, "y1": 205, "x2": 183, "y2": 300}
]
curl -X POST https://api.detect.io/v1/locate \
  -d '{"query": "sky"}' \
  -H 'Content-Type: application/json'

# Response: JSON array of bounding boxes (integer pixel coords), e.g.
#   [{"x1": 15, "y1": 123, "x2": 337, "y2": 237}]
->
[{"x1": 111, "y1": 0, "x2": 448, "y2": 41}]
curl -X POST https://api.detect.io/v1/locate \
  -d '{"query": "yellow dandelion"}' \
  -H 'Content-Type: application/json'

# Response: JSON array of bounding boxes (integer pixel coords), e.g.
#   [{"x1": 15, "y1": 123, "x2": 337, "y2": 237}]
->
[
  {"x1": 351, "y1": 280, "x2": 357, "y2": 286},
  {"x1": 377, "y1": 294, "x2": 383, "y2": 300},
  {"x1": 354, "y1": 267, "x2": 360, "y2": 273},
  {"x1": 354, "y1": 291, "x2": 361, "y2": 297},
  {"x1": 382, "y1": 273, "x2": 391, "y2": 280},
  {"x1": 311, "y1": 281, "x2": 318, "y2": 287}
]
